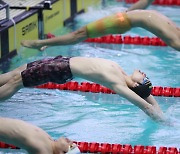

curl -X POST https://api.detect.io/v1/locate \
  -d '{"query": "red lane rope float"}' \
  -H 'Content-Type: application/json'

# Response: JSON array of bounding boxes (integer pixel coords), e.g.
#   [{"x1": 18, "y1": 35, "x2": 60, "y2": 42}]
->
[
  {"x1": 84, "y1": 35, "x2": 167, "y2": 47},
  {"x1": 35, "y1": 82, "x2": 180, "y2": 97},
  {"x1": 46, "y1": 33, "x2": 55, "y2": 38},
  {"x1": 75, "y1": 142, "x2": 180, "y2": 153},
  {"x1": 0, "y1": 141, "x2": 20, "y2": 149},
  {"x1": 117, "y1": 0, "x2": 180, "y2": 6},
  {"x1": 0, "y1": 141, "x2": 179, "y2": 154}
]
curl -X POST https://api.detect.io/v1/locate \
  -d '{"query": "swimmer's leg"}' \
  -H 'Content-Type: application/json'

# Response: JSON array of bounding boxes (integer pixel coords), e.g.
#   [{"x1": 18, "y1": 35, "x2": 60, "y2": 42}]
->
[
  {"x1": 127, "y1": 10, "x2": 180, "y2": 51},
  {"x1": 0, "y1": 65, "x2": 27, "y2": 86},
  {"x1": 21, "y1": 13, "x2": 131, "y2": 50},
  {"x1": 0, "y1": 64, "x2": 26, "y2": 101},
  {"x1": 21, "y1": 26, "x2": 88, "y2": 51}
]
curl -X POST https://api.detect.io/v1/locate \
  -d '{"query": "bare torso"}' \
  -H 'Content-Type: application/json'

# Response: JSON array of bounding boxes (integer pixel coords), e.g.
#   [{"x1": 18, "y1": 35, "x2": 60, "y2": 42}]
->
[{"x1": 70, "y1": 57, "x2": 127, "y2": 89}]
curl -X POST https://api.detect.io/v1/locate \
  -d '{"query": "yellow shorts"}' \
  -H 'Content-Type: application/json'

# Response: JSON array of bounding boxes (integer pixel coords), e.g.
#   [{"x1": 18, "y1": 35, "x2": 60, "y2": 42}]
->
[{"x1": 86, "y1": 12, "x2": 131, "y2": 38}]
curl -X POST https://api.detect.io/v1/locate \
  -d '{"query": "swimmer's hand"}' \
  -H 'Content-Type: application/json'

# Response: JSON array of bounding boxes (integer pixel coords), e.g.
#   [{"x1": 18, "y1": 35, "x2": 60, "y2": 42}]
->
[
  {"x1": 149, "y1": 110, "x2": 175, "y2": 127},
  {"x1": 21, "y1": 40, "x2": 47, "y2": 51}
]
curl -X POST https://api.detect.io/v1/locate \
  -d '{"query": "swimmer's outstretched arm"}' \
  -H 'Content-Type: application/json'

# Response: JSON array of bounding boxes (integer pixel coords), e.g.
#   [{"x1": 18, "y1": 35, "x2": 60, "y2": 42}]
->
[
  {"x1": 145, "y1": 95, "x2": 163, "y2": 113},
  {"x1": 112, "y1": 84, "x2": 165, "y2": 122},
  {"x1": 0, "y1": 117, "x2": 54, "y2": 154},
  {"x1": 127, "y1": 0, "x2": 154, "y2": 11}
]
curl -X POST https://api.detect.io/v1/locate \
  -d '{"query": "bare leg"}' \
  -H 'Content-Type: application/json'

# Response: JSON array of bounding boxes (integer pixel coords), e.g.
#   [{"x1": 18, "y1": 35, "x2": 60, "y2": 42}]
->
[
  {"x1": 21, "y1": 26, "x2": 88, "y2": 51},
  {"x1": 0, "y1": 64, "x2": 27, "y2": 101},
  {"x1": 127, "y1": 10, "x2": 180, "y2": 51},
  {"x1": 0, "y1": 65, "x2": 26, "y2": 86}
]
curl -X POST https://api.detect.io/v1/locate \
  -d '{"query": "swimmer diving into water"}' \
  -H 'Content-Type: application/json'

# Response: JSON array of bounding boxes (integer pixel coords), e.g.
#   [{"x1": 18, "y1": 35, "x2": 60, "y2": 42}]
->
[
  {"x1": 21, "y1": 10, "x2": 180, "y2": 51},
  {"x1": 0, "y1": 55, "x2": 165, "y2": 122}
]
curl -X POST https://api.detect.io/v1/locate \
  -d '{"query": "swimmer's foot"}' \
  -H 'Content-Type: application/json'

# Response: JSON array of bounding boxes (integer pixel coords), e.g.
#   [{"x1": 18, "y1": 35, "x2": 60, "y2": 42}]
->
[{"x1": 21, "y1": 40, "x2": 47, "y2": 51}]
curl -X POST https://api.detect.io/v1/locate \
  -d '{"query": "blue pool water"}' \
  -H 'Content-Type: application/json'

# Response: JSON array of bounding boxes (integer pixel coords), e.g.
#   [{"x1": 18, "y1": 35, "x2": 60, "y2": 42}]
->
[{"x1": 0, "y1": 1, "x2": 180, "y2": 153}]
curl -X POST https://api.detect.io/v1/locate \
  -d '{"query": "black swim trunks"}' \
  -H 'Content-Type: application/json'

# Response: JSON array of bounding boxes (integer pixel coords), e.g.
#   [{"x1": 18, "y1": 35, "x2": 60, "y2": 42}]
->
[{"x1": 21, "y1": 55, "x2": 73, "y2": 87}]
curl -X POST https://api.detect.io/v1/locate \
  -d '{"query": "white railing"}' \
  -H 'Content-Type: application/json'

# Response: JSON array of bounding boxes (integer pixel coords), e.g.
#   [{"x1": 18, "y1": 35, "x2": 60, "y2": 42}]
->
[{"x1": 2, "y1": 0, "x2": 44, "y2": 18}]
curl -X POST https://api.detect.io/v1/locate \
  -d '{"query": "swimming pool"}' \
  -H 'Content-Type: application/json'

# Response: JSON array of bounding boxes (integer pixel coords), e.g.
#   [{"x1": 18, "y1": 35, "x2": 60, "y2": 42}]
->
[{"x1": 0, "y1": 1, "x2": 180, "y2": 153}]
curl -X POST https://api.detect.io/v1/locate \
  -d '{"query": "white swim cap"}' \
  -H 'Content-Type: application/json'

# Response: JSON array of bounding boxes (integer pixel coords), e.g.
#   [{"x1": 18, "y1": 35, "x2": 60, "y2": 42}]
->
[{"x1": 66, "y1": 144, "x2": 81, "y2": 154}]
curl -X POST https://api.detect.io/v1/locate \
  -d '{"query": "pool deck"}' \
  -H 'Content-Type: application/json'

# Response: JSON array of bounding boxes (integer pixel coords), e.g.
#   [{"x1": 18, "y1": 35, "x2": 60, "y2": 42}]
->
[{"x1": 0, "y1": 0, "x2": 44, "y2": 20}]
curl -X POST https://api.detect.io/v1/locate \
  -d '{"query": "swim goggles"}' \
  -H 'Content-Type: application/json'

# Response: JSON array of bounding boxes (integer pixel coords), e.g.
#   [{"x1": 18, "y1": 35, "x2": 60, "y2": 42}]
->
[{"x1": 140, "y1": 77, "x2": 151, "y2": 85}]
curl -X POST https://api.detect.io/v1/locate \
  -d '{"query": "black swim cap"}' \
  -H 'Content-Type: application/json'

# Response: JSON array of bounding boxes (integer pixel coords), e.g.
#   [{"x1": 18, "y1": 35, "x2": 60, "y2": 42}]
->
[{"x1": 130, "y1": 77, "x2": 152, "y2": 98}]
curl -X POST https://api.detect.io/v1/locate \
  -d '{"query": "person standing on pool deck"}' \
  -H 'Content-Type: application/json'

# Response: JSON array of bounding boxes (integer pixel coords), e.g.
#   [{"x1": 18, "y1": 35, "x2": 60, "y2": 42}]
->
[
  {"x1": 21, "y1": 10, "x2": 180, "y2": 51},
  {"x1": 0, "y1": 55, "x2": 165, "y2": 122},
  {"x1": 0, "y1": 117, "x2": 80, "y2": 154}
]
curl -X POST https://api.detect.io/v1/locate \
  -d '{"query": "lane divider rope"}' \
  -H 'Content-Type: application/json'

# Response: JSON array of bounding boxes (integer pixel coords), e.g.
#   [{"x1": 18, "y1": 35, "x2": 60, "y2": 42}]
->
[
  {"x1": 84, "y1": 35, "x2": 167, "y2": 47},
  {"x1": 35, "y1": 81, "x2": 180, "y2": 97},
  {"x1": 46, "y1": 33, "x2": 167, "y2": 47},
  {"x1": 0, "y1": 140, "x2": 179, "y2": 153}
]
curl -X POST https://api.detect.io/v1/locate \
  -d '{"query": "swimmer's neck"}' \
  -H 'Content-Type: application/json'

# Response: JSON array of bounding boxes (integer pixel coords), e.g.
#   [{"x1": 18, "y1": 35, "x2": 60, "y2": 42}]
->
[{"x1": 124, "y1": 75, "x2": 134, "y2": 88}]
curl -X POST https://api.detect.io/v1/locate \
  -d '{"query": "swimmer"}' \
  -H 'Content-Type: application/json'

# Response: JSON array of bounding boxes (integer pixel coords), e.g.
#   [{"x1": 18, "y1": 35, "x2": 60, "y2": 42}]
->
[
  {"x1": 0, "y1": 117, "x2": 80, "y2": 154},
  {"x1": 127, "y1": 0, "x2": 155, "y2": 11},
  {"x1": 21, "y1": 10, "x2": 180, "y2": 51},
  {"x1": 0, "y1": 55, "x2": 165, "y2": 122}
]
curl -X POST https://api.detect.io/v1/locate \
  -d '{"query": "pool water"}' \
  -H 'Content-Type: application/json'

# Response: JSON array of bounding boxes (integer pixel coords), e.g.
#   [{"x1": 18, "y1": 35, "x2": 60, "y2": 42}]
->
[{"x1": 0, "y1": 1, "x2": 180, "y2": 153}]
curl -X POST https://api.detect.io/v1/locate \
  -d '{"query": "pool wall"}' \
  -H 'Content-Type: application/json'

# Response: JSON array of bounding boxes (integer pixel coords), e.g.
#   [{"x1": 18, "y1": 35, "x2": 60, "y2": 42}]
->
[{"x1": 0, "y1": 0, "x2": 101, "y2": 63}]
